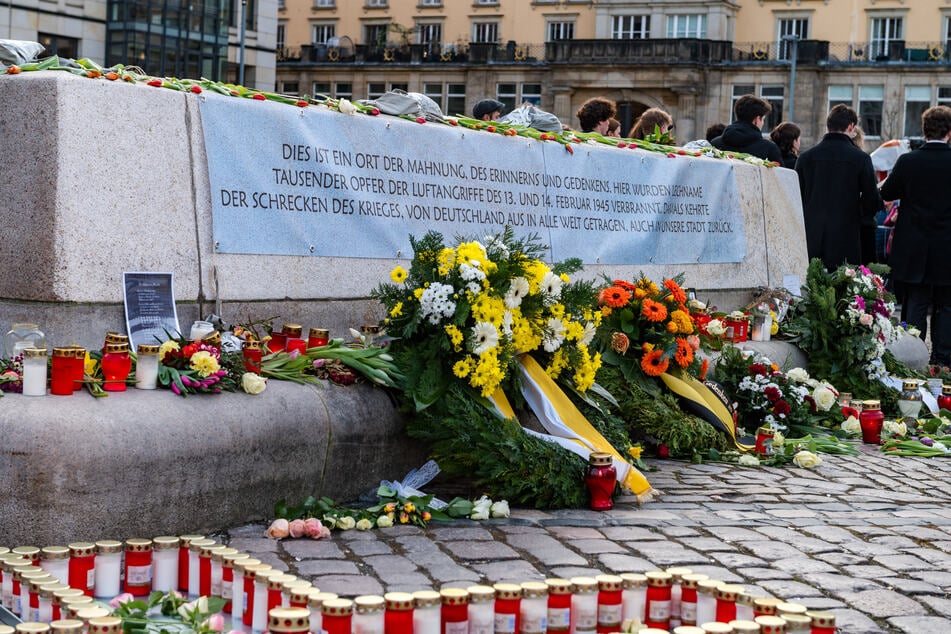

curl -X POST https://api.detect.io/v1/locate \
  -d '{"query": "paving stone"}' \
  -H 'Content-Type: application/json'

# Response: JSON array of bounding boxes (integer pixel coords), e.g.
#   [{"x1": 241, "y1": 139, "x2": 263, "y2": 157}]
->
[
  {"x1": 229, "y1": 536, "x2": 280, "y2": 553},
  {"x1": 908, "y1": 570, "x2": 951, "y2": 589},
  {"x1": 346, "y1": 540, "x2": 394, "y2": 556},
  {"x1": 421, "y1": 563, "x2": 481, "y2": 583},
  {"x1": 598, "y1": 527, "x2": 660, "y2": 541},
  {"x1": 546, "y1": 526, "x2": 605, "y2": 540},
  {"x1": 800, "y1": 572, "x2": 881, "y2": 593},
  {"x1": 835, "y1": 588, "x2": 927, "y2": 617},
  {"x1": 734, "y1": 540, "x2": 806, "y2": 560},
  {"x1": 679, "y1": 565, "x2": 743, "y2": 583},
  {"x1": 596, "y1": 553, "x2": 655, "y2": 573},
  {"x1": 361, "y1": 554, "x2": 419, "y2": 574},
  {"x1": 548, "y1": 566, "x2": 605, "y2": 579},
  {"x1": 443, "y1": 541, "x2": 522, "y2": 561},
  {"x1": 306, "y1": 574, "x2": 384, "y2": 597},
  {"x1": 247, "y1": 552, "x2": 290, "y2": 570},
  {"x1": 563, "y1": 539, "x2": 627, "y2": 554},
  {"x1": 294, "y1": 559, "x2": 363, "y2": 576},
  {"x1": 872, "y1": 553, "x2": 933, "y2": 572},
  {"x1": 770, "y1": 556, "x2": 838, "y2": 575},
  {"x1": 883, "y1": 577, "x2": 943, "y2": 594},
  {"x1": 504, "y1": 534, "x2": 588, "y2": 566},
  {"x1": 826, "y1": 608, "x2": 887, "y2": 634},
  {"x1": 397, "y1": 536, "x2": 447, "y2": 554},
  {"x1": 281, "y1": 539, "x2": 345, "y2": 559},
  {"x1": 734, "y1": 567, "x2": 794, "y2": 580},
  {"x1": 870, "y1": 535, "x2": 920, "y2": 549},
  {"x1": 708, "y1": 552, "x2": 768, "y2": 568},
  {"x1": 756, "y1": 578, "x2": 826, "y2": 598},
  {"x1": 428, "y1": 527, "x2": 495, "y2": 541},
  {"x1": 678, "y1": 537, "x2": 738, "y2": 552},
  {"x1": 371, "y1": 571, "x2": 433, "y2": 590},
  {"x1": 819, "y1": 552, "x2": 869, "y2": 566},
  {"x1": 888, "y1": 616, "x2": 951, "y2": 633},
  {"x1": 471, "y1": 560, "x2": 543, "y2": 582}
]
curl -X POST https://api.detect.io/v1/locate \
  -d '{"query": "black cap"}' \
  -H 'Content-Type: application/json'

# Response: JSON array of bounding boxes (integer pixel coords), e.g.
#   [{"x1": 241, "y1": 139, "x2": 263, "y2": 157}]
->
[{"x1": 473, "y1": 99, "x2": 505, "y2": 119}]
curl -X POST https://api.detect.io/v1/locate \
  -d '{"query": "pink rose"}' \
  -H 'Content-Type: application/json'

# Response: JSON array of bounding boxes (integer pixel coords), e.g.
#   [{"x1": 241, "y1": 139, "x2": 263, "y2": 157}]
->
[
  {"x1": 109, "y1": 592, "x2": 135, "y2": 608},
  {"x1": 859, "y1": 313, "x2": 874, "y2": 326},
  {"x1": 202, "y1": 614, "x2": 225, "y2": 632},
  {"x1": 288, "y1": 518, "x2": 307, "y2": 538},
  {"x1": 686, "y1": 335, "x2": 700, "y2": 350},
  {"x1": 265, "y1": 518, "x2": 290, "y2": 539},
  {"x1": 303, "y1": 517, "x2": 327, "y2": 539}
]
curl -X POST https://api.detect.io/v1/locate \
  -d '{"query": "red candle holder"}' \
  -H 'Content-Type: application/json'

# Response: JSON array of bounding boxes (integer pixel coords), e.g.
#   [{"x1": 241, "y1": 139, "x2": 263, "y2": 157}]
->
[
  {"x1": 50, "y1": 348, "x2": 73, "y2": 396},
  {"x1": 723, "y1": 318, "x2": 749, "y2": 342},
  {"x1": 939, "y1": 386, "x2": 951, "y2": 412},
  {"x1": 101, "y1": 342, "x2": 132, "y2": 391},
  {"x1": 124, "y1": 539, "x2": 153, "y2": 596},
  {"x1": 308, "y1": 328, "x2": 330, "y2": 349},
  {"x1": 754, "y1": 427, "x2": 775, "y2": 455},
  {"x1": 69, "y1": 347, "x2": 86, "y2": 391},
  {"x1": 584, "y1": 452, "x2": 617, "y2": 511},
  {"x1": 859, "y1": 400, "x2": 884, "y2": 444},
  {"x1": 286, "y1": 338, "x2": 307, "y2": 354},
  {"x1": 242, "y1": 340, "x2": 263, "y2": 374},
  {"x1": 267, "y1": 332, "x2": 287, "y2": 353}
]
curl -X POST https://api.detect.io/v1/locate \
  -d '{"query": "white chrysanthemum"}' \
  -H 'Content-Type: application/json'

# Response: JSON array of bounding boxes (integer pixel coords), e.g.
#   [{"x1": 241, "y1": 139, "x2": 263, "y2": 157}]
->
[
  {"x1": 580, "y1": 321, "x2": 597, "y2": 346},
  {"x1": 543, "y1": 317, "x2": 566, "y2": 352},
  {"x1": 470, "y1": 321, "x2": 499, "y2": 355},
  {"x1": 504, "y1": 277, "x2": 530, "y2": 309},
  {"x1": 540, "y1": 271, "x2": 563, "y2": 300},
  {"x1": 420, "y1": 282, "x2": 457, "y2": 324}
]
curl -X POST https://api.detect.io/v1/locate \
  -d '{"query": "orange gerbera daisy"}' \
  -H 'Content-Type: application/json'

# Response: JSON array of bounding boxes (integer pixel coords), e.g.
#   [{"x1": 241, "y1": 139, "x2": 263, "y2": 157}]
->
[
  {"x1": 641, "y1": 299, "x2": 668, "y2": 322},
  {"x1": 599, "y1": 285, "x2": 632, "y2": 308},
  {"x1": 612, "y1": 279, "x2": 638, "y2": 293},
  {"x1": 664, "y1": 279, "x2": 688, "y2": 304},
  {"x1": 699, "y1": 358, "x2": 710, "y2": 381},
  {"x1": 674, "y1": 337, "x2": 694, "y2": 368},
  {"x1": 641, "y1": 349, "x2": 669, "y2": 376}
]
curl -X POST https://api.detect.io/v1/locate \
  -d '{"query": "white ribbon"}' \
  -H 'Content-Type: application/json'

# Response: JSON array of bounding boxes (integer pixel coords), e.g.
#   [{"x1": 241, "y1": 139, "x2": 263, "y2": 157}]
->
[{"x1": 379, "y1": 460, "x2": 448, "y2": 509}]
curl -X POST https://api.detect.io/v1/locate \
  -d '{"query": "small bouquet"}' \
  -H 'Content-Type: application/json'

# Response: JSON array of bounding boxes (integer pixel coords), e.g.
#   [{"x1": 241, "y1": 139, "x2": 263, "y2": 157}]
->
[{"x1": 158, "y1": 339, "x2": 237, "y2": 396}]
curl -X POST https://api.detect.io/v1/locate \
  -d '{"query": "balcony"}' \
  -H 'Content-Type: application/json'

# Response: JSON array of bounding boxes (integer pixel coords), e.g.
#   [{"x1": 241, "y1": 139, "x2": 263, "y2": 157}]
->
[{"x1": 276, "y1": 38, "x2": 951, "y2": 67}]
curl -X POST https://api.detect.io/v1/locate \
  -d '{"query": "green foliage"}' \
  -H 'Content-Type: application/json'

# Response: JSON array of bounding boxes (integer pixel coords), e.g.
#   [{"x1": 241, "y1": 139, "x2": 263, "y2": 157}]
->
[{"x1": 406, "y1": 385, "x2": 588, "y2": 509}]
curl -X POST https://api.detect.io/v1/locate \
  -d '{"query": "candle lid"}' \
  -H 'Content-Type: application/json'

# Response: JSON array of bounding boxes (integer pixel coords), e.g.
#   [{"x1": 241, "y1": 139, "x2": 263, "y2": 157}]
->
[
  {"x1": 234, "y1": 558, "x2": 263, "y2": 573},
  {"x1": 384, "y1": 591, "x2": 414, "y2": 610},
  {"x1": 943, "y1": 385, "x2": 951, "y2": 395},
  {"x1": 52, "y1": 347, "x2": 71, "y2": 358},
  {"x1": 268, "y1": 573, "x2": 298, "y2": 590},
  {"x1": 152, "y1": 536, "x2": 181, "y2": 551},
  {"x1": 104, "y1": 342, "x2": 129, "y2": 354},
  {"x1": 202, "y1": 331, "x2": 222, "y2": 345},
  {"x1": 74, "y1": 607, "x2": 111, "y2": 620},
  {"x1": 321, "y1": 598, "x2": 354, "y2": 616},
  {"x1": 752, "y1": 598, "x2": 783, "y2": 615},
  {"x1": 15, "y1": 625, "x2": 50, "y2": 634},
  {"x1": 776, "y1": 602, "x2": 807, "y2": 615},
  {"x1": 34, "y1": 579, "x2": 63, "y2": 595},
  {"x1": 137, "y1": 344, "x2": 160, "y2": 355},
  {"x1": 309, "y1": 328, "x2": 330, "y2": 338},
  {"x1": 125, "y1": 538, "x2": 152, "y2": 552},
  {"x1": 544, "y1": 578, "x2": 573, "y2": 594},
  {"x1": 22, "y1": 348, "x2": 47, "y2": 358},
  {"x1": 594, "y1": 574, "x2": 622, "y2": 591},
  {"x1": 243, "y1": 339, "x2": 262, "y2": 350},
  {"x1": 715, "y1": 583, "x2": 744, "y2": 601},
  {"x1": 440, "y1": 588, "x2": 469, "y2": 605},
  {"x1": 104, "y1": 332, "x2": 128, "y2": 343},
  {"x1": 307, "y1": 591, "x2": 338, "y2": 609},
  {"x1": 696, "y1": 579, "x2": 723, "y2": 595},
  {"x1": 520, "y1": 581, "x2": 548, "y2": 598},
  {"x1": 254, "y1": 569, "x2": 282, "y2": 585},
  {"x1": 492, "y1": 582, "x2": 524, "y2": 599},
  {"x1": 222, "y1": 552, "x2": 250, "y2": 567},
  {"x1": 588, "y1": 451, "x2": 613, "y2": 466},
  {"x1": 781, "y1": 613, "x2": 811, "y2": 629},
  {"x1": 644, "y1": 571, "x2": 673, "y2": 587},
  {"x1": 53, "y1": 588, "x2": 85, "y2": 603},
  {"x1": 361, "y1": 325, "x2": 381, "y2": 334},
  {"x1": 0, "y1": 547, "x2": 8, "y2": 556},
  {"x1": 41, "y1": 546, "x2": 69, "y2": 560},
  {"x1": 753, "y1": 615, "x2": 787, "y2": 633},
  {"x1": 20, "y1": 569, "x2": 53, "y2": 582},
  {"x1": 283, "y1": 324, "x2": 304, "y2": 337},
  {"x1": 412, "y1": 590, "x2": 441, "y2": 608},
  {"x1": 902, "y1": 379, "x2": 920, "y2": 390},
  {"x1": 726, "y1": 621, "x2": 760, "y2": 633},
  {"x1": 178, "y1": 534, "x2": 205, "y2": 546},
  {"x1": 466, "y1": 585, "x2": 496, "y2": 602},
  {"x1": 49, "y1": 620, "x2": 84, "y2": 634},
  {"x1": 0, "y1": 626, "x2": 13, "y2": 634},
  {"x1": 698, "y1": 623, "x2": 731, "y2": 633},
  {"x1": 665, "y1": 567, "x2": 693, "y2": 580},
  {"x1": 60, "y1": 596, "x2": 93, "y2": 610},
  {"x1": 242, "y1": 563, "x2": 273, "y2": 579},
  {"x1": 287, "y1": 582, "x2": 313, "y2": 603},
  {"x1": 736, "y1": 591, "x2": 758, "y2": 607},
  {"x1": 200, "y1": 544, "x2": 228, "y2": 558},
  {"x1": 681, "y1": 573, "x2": 709, "y2": 589},
  {"x1": 188, "y1": 538, "x2": 217, "y2": 552},
  {"x1": 13, "y1": 546, "x2": 40, "y2": 558},
  {"x1": 268, "y1": 607, "x2": 311, "y2": 632},
  {"x1": 86, "y1": 617, "x2": 122, "y2": 634},
  {"x1": 863, "y1": 399, "x2": 881, "y2": 411},
  {"x1": 806, "y1": 611, "x2": 835, "y2": 627},
  {"x1": 672, "y1": 628, "x2": 705, "y2": 634},
  {"x1": 354, "y1": 595, "x2": 385, "y2": 614}
]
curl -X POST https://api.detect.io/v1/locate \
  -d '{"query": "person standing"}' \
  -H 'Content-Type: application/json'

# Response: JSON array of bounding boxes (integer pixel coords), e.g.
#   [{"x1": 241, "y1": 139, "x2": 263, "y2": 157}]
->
[
  {"x1": 711, "y1": 94, "x2": 782, "y2": 162},
  {"x1": 769, "y1": 121, "x2": 801, "y2": 169},
  {"x1": 795, "y1": 104, "x2": 881, "y2": 270},
  {"x1": 575, "y1": 97, "x2": 616, "y2": 134},
  {"x1": 473, "y1": 99, "x2": 505, "y2": 121},
  {"x1": 880, "y1": 105, "x2": 951, "y2": 365}
]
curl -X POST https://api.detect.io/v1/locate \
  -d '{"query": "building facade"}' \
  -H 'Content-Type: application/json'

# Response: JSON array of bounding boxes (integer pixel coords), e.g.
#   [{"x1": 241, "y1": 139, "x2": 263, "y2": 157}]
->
[
  {"x1": 1, "y1": 0, "x2": 278, "y2": 89},
  {"x1": 274, "y1": 0, "x2": 951, "y2": 149}
]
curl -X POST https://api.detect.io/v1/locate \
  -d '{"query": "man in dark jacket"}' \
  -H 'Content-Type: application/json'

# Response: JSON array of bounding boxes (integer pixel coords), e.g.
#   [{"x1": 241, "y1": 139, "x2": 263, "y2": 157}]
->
[
  {"x1": 796, "y1": 104, "x2": 881, "y2": 271},
  {"x1": 711, "y1": 94, "x2": 783, "y2": 163},
  {"x1": 880, "y1": 105, "x2": 951, "y2": 365}
]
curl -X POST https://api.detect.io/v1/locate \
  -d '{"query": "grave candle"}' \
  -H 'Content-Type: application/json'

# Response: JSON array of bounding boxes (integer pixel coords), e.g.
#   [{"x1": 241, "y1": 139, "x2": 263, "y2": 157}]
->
[
  {"x1": 643, "y1": 572, "x2": 672, "y2": 630},
  {"x1": 68, "y1": 347, "x2": 85, "y2": 391},
  {"x1": 92, "y1": 542, "x2": 121, "y2": 599},
  {"x1": 321, "y1": 599, "x2": 354, "y2": 634},
  {"x1": 22, "y1": 348, "x2": 48, "y2": 396},
  {"x1": 383, "y1": 592, "x2": 414, "y2": 634},
  {"x1": 268, "y1": 607, "x2": 311, "y2": 634},
  {"x1": 493, "y1": 584, "x2": 522, "y2": 634},
  {"x1": 101, "y1": 343, "x2": 132, "y2": 392},
  {"x1": 353, "y1": 595, "x2": 385, "y2": 634},
  {"x1": 151, "y1": 537, "x2": 179, "y2": 593},
  {"x1": 519, "y1": 582, "x2": 548, "y2": 634},
  {"x1": 50, "y1": 349, "x2": 73, "y2": 396},
  {"x1": 306, "y1": 590, "x2": 337, "y2": 634},
  {"x1": 124, "y1": 539, "x2": 153, "y2": 596},
  {"x1": 467, "y1": 585, "x2": 495, "y2": 634},
  {"x1": 544, "y1": 579, "x2": 571, "y2": 634},
  {"x1": 412, "y1": 591, "x2": 441, "y2": 634},
  {"x1": 134, "y1": 344, "x2": 160, "y2": 390},
  {"x1": 39, "y1": 548, "x2": 69, "y2": 585},
  {"x1": 177, "y1": 535, "x2": 204, "y2": 594},
  {"x1": 569, "y1": 577, "x2": 596, "y2": 634},
  {"x1": 308, "y1": 328, "x2": 330, "y2": 348}
]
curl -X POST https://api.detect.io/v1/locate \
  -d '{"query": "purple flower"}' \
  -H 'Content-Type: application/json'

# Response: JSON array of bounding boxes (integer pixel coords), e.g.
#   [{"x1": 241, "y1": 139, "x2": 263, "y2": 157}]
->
[
  {"x1": 854, "y1": 296, "x2": 866, "y2": 311},
  {"x1": 921, "y1": 437, "x2": 935, "y2": 447}
]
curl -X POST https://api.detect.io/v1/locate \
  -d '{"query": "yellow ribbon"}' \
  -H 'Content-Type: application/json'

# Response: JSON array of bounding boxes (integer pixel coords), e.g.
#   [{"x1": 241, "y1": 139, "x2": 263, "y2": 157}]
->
[{"x1": 660, "y1": 369, "x2": 755, "y2": 452}]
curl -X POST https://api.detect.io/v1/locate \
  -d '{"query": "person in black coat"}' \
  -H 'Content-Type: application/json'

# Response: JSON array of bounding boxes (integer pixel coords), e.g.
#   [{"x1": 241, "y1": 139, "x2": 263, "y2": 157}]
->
[
  {"x1": 711, "y1": 94, "x2": 783, "y2": 163},
  {"x1": 795, "y1": 104, "x2": 881, "y2": 271},
  {"x1": 880, "y1": 105, "x2": 951, "y2": 365},
  {"x1": 770, "y1": 121, "x2": 801, "y2": 169}
]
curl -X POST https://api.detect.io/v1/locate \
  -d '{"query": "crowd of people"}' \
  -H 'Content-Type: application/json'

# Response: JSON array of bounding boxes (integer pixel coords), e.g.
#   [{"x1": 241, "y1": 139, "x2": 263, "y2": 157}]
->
[{"x1": 472, "y1": 94, "x2": 951, "y2": 365}]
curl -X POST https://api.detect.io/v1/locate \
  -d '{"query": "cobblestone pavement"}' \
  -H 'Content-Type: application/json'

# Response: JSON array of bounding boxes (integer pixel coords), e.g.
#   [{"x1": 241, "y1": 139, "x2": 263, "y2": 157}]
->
[{"x1": 222, "y1": 444, "x2": 951, "y2": 634}]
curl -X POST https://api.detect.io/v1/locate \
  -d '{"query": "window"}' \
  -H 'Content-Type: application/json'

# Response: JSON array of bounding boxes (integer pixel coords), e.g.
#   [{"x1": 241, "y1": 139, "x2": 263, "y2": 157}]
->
[
  {"x1": 277, "y1": 23, "x2": 286, "y2": 49},
  {"x1": 904, "y1": 86, "x2": 931, "y2": 138},
  {"x1": 38, "y1": 33, "x2": 79, "y2": 59},
  {"x1": 521, "y1": 83, "x2": 542, "y2": 106},
  {"x1": 939, "y1": 87, "x2": 951, "y2": 107},
  {"x1": 314, "y1": 0, "x2": 334, "y2": 6},
  {"x1": 417, "y1": 23, "x2": 442, "y2": 46},
  {"x1": 312, "y1": 82, "x2": 331, "y2": 99},
  {"x1": 777, "y1": 18, "x2": 808, "y2": 60},
  {"x1": 368, "y1": 82, "x2": 387, "y2": 100},
  {"x1": 472, "y1": 22, "x2": 499, "y2": 44},
  {"x1": 277, "y1": 0, "x2": 284, "y2": 9},
  {"x1": 312, "y1": 23, "x2": 335, "y2": 44},
  {"x1": 365, "y1": 0, "x2": 387, "y2": 7},
  {"x1": 870, "y1": 16, "x2": 902, "y2": 60},
  {"x1": 497, "y1": 82, "x2": 518, "y2": 114},
  {"x1": 282, "y1": 81, "x2": 299, "y2": 95},
  {"x1": 420, "y1": 0, "x2": 441, "y2": 5},
  {"x1": 547, "y1": 20, "x2": 574, "y2": 42},
  {"x1": 612, "y1": 15, "x2": 649, "y2": 40},
  {"x1": 760, "y1": 85, "x2": 784, "y2": 131},
  {"x1": 474, "y1": 0, "x2": 498, "y2": 5},
  {"x1": 667, "y1": 14, "x2": 706, "y2": 39},
  {"x1": 335, "y1": 82, "x2": 352, "y2": 99},
  {"x1": 828, "y1": 85, "x2": 853, "y2": 111},
  {"x1": 858, "y1": 85, "x2": 884, "y2": 138},
  {"x1": 364, "y1": 23, "x2": 389, "y2": 46},
  {"x1": 423, "y1": 82, "x2": 466, "y2": 116}
]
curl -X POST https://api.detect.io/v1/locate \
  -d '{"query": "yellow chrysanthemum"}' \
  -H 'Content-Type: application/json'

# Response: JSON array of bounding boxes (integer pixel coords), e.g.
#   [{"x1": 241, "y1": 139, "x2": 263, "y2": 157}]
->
[
  {"x1": 565, "y1": 321, "x2": 585, "y2": 342},
  {"x1": 524, "y1": 260, "x2": 550, "y2": 294},
  {"x1": 471, "y1": 295, "x2": 506, "y2": 328},
  {"x1": 546, "y1": 349, "x2": 569, "y2": 379},
  {"x1": 389, "y1": 302, "x2": 403, "y2": 318},
  {"x1": 629, "y1": 446, "x2": 643, "y2": 460},
  {"x1": 189, "y1": 350, "x2": 220, "y2": 378},
  {"x1": 390, "y1": 266, "x2": 408, "y2": 284},
  {"x1": 666, "y1": 321, "x2": 679, "y2": 333},
  {"x1": 437, "y1": 248, "x2": 456, "y2": 276},
  {"x1": 159, "y1": 339, "x2": 180, "y2": 359},
  {"x1": 670, "y1": 310, "x2": 694, "y2": 334},
  {"x1": 445, "y1": 324, "x2": 464, "y2": 351},
  {"x1": 549, "y1": 303, "x2": 566, "y2": 319},
  {"x1": 453, "y1": 359, "x2": 472, "y2": 378},
  {"x1": 413, "y1": 288, "x2": 425, "y2": 300},
  {"x1": 468, "y1": 348, "x2": 505, "y2": 397},
  {"x1": 601, "y1": 306, "x2": 613, "y2": 317},
  {"x1": 456, "y1": 241, "x2": 487, "y2": 265},
  {"x1": 512, "y1": 315, "x2": 542, "y2": 353}
]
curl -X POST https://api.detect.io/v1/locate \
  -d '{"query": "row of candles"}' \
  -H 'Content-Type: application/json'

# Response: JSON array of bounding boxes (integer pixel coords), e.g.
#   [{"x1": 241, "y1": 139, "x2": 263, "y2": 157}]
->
[
  {"x1": 0, "y1": 539, "x2": 836, "y2": 634},
  {"x1": 12, "y1": 320, "x2": 344, "y2": 396}
]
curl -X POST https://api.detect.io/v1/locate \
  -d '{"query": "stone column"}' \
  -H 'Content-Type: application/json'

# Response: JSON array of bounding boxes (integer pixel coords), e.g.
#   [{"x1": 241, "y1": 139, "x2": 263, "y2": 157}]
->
[
  {"x1": 550, "y1": 85, "x2": 574, "y2": 128},
  {"x1": 672, "y1": 86, "x2": 698, "y2": 143}
]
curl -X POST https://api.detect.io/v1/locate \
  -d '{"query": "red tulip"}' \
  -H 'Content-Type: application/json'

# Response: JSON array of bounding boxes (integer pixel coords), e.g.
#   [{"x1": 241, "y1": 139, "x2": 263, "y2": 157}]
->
[
  {"x1": 147, "y1": 79, "x2": 162, "y2": 87},
  {"x1": 296, "y1": 100, "x2": 308, "y2": 107},
  {"x1": 190, "y1": 85, "x2": 202, "y2": 94},
  {"x1": 252, "y1": 93, "x2": 266, "y2": 100},
  {"x1": 416, "y1": 117, "x2": 426, "y2": 124}
]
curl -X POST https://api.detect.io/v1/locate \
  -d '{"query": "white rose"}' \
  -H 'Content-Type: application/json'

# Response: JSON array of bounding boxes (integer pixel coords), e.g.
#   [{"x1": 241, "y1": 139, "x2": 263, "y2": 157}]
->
[
  {"x1": 786, "y1": 367, "x2": 810, "y2": 383},
  {"x1": 738, "y1": 454, "x2": 760, "y2": 467},
  {"x1": 241, "y1": 372, "x2": 267, "y2": 394},
  {"x1": 470, "y1": 496, "x2": 492, "y2": 521},
  {"x1": 376, "y1": 515, "x2": 393, "y2": 528},
  {"x1": 706, "y1": 319, "x2": 726, "y2": 336},
  {"x1": 772, "y1": 431, "x2": 785, "y2": 447},
  {"x1": 355, "y1": 518, "x2": 373, "y2": 531},
  {"x1": 336, "y1": 516, "x2": 356, "y2": 530},
  {"x1": 337, "y1": 98, "x2": 358, "y2": 115},
  {"x1": 841, "y1": 416, "x2": 861, "y2": 434},
  {"x1": 490, "y1": 500, "x2": 510, "y2": 518},
  {"x1": 812, "y1": 385, "x2": 837, "y2": 412},
  {"x1": 883, "y1": 420, "x2": 908, "y2": 438},
  {"x1": 792, "y1": 450, "x2": 823, "y2": 468}
]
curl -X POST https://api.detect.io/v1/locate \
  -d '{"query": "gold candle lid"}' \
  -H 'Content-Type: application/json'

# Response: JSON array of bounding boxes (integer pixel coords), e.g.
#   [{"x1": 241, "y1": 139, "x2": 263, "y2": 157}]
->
[
  {"x1": 41, "y1": 546, "x2": 70, "y2": 561},
  {"x1": 321, "y1": 598, "x2": 354, "y2": 616},
  {"x1": 806, "y1": 611, "x2": 835, "y2": 627},
  {"x1": 307, "y1": 591, "x2": 338, "y2": 610},
  {"x1": 776, "y1": 601, "x2": 808, "y2": 615},
  {"x1": 211, "y1": 547, "x2": 239, "y2": 563},
  {"x1": 74, "y1": 607, "x2": 111, "y2": 620},
  {"x1": 520, "y1": 581, "x2": 548, "y2": 599},
  {"x1": 234, "y1": 558, "x2": 263, "y2": 574},
  {"x1": 411, "y1": 590, "x2": 441, "y2": 608},
  {"x1": 268, "y1": 607, "x2": 311, "y2": 632},
  {"x1": 95, "y1": 540, "x2": 122, "y2": 554},
  {"x1": 283, "y1": 324, "x2": 303, "y2": 337},
  {"x1": 125, "y1": 538, "x2": 152, "y2": 552},
  {"x1": 467, "y1": 585, "x2": 496, "y2": 602},
  {"x1": 22, "y1": 348, "x2": 47, "y2": 359},
  {"x1": 753, "y1": 598, "x2": 784, "y2": 615},
  {"x1": 178, "y1": 534, "x2": 205, "y2": 546},
  {"x1": 104, "y1": 342, "x2": 129, "y2": 354},
  {"x1": 309, "y1": 328, "x2": 330, "y2": 339},
  {"x1": 152, "y1": 536, "x2": 180, "y2": 551},
  {"x1": 645, "y1": 570, "x2": 673, "y2": 587},
  {"x1": 52, "y1": 347, "x2": 71, "y2": 358},
  {"x1": 863, "y1": 399, "x2": 881, "y2": 411},
  {"x1": 545, "y1": 578, "x2": 573, "y2": 594},
  {"x1": 492, "y1": 582, "x2": 524, "y2": 599},
  {"x1": 568, "y1": 577, "x2": 596, "y2": 594},
  {"x1": 137, "y1": 344, "x2": 161, "y2": 355},
  {"x1": 384, "y1": 592, "x2": 414, "y2": 610},
  {"x1": 588, "y1": 451, "x2": 613, "y2": 466},
  {"x1": 15, "y1": 625, "x2": 51, "y2": 634},
  {"x1": 353, "y1": 595, "x2": 385, "y2": 614},
  {"x1": 188, "y1": 538, "x2": 217, "y2": 552},
  {"x1": 49, "y1": 620, "x2": 84, "y2": 634},
  {"x1": 727, "y1": 621, "x2": 761, "y2": 633}
]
